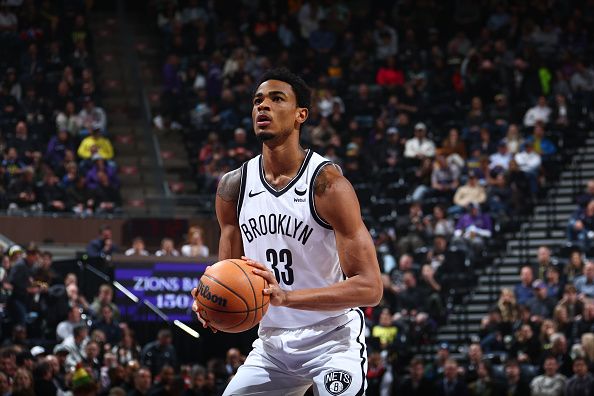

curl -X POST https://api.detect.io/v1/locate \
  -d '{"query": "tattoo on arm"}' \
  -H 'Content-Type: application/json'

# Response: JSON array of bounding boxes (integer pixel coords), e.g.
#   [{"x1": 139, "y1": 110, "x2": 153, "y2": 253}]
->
[
  {"x1": 216, "y1": 168, "x2": 242, "y2": 202},
  {"x1": 314, "y1": 164, "x2": 341, "y2": 196}
]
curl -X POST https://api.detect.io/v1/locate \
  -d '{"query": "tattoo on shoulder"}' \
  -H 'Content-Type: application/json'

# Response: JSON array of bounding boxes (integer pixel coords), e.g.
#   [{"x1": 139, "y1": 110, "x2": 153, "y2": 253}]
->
[
  {"x1": 217, "y1": 168, "x2": 242, "y2": 202},
  {"x1": 314, "y1": 163, "x2": 341, "y2": 196}
]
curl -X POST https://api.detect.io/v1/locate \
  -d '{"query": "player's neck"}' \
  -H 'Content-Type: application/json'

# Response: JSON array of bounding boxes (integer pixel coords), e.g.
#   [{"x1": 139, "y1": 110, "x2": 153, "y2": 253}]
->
[{"x1": 261, "y1": 140, "x2": 306, "y2": 180}]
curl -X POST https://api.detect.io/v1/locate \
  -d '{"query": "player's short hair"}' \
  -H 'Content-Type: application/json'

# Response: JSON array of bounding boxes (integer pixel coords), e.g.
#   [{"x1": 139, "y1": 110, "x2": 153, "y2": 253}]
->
[{"x1": 256, "y1": 68, "x2": 311, "y2": 110}]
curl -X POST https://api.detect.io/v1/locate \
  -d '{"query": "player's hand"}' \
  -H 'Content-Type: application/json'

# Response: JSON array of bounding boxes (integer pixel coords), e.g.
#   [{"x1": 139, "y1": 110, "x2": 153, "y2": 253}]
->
[
  {"x1": 243, "y1": 256, "x2": 288, "y2": 307},
  {"x1": 190, "y1": 287, "x2": 218, "y2": 333}
]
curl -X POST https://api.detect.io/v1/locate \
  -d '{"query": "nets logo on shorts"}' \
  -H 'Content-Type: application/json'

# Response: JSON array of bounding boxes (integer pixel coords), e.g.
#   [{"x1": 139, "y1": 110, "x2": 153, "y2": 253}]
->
[{"x1": 324, "y1": 370, "x2": 352, "y2": 395}]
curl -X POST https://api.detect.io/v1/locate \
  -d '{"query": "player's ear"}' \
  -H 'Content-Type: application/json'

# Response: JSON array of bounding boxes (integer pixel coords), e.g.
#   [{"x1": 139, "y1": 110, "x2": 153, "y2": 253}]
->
[{"x1": 296, "y1": 107, "x2": 308, "y2": 126}]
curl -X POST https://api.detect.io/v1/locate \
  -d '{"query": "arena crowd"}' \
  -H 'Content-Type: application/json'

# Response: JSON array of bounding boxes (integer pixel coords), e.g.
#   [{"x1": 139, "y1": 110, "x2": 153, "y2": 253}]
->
[{"x1": 1, "y1": 0, "x2": 594, "y2": 395}]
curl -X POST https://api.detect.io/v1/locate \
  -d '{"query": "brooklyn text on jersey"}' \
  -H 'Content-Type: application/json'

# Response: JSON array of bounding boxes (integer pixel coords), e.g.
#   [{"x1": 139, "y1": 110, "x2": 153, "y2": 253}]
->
[{"x1": 240, "y1": 214, "x2": 314, "y2": 245}]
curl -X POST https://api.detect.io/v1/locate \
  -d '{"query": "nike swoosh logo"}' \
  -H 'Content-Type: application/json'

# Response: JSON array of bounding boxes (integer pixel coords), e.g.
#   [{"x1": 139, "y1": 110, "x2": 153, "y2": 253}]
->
[
  {"x1": 294, "y1": 188, "x2": 307, "y2": 196},
  {"x1": 248, "y1": 190, "x2": 265, "y2": 197}
]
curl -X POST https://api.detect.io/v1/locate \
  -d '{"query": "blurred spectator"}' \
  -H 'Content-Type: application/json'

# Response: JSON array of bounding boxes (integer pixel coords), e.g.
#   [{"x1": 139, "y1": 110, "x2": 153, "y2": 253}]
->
[
  {"x1": 468, "y1": 361, "x2": 504, "y2": 395},
  {"x1": 7, "y1": 167, "x2": 40, "y2": 212},
  {"x1": 463, "y1": 343, "x2": 483, "y2": 383},
  {"x1": 440, "y1": 128, "x2": 467, "y2": 160},
  {"x1": 396, "y1": 202, "x2": 426, "y2": 254},
  {"x1": 510, "y1": 324, "x2": 541, "y2": 365},
  {"x1": 376, "y1": 57, "x2": 404, "y2": 87},
  {"x1": 90, "y1": 284, "x2": 120, "y2": 321},
  {"x1": 504, "y1": 359, "x2": 530, "y2": 396},
  {"x1": 567, "y1": 200, "x2": 594, "y2": 251},
  {"x1": 140, "y1": 329, "x2": 178, "y2": 376},
  {"x1": 523, "y1": 96, "x2": 552, "y2": 127},
  {"x1": 129, "y1": 367, "x2": 152, "y2": 396},
  {"x1": 91, "y1": 304, "x2": 121, "y2": 347},
  {"x1": 77, "y1": 129, "x2": 114, "y2": 160},
  {"x1": 546, "y1": 266, "x2": 563, "y2": 300},
  {"x1": 371, "y1": 308, "x2": 397, "y2": 350},
  {"x1": 7, "y1": 244, "x2": 44, "y2": 324},
  {"x1": 453, "y1": 203, "x2": 492, "y2": 255},
  {"x1": 181, "y1": 227, "x2": 209, "y2": 258},
  {"x1": 78, "y1": 96, "x2": 106, "y2": 133},
  {"x1": 513, "y1": 142, "x2": 541, "y2": 194},
  {"x1": 565, "y1": 356, "x2": 594, "y2": 396},
  {"x1": 424, "y1": 206, "x2": 455, "y2": 241},
  {"x1": 426, "y1": 155, "x2": 459, "y2": 201},
  {"x1": 550, "y1": 333, "x2": 574, "y2": 377},
  {"x1": 56, "y1": 305, "x2": 82, "y2": 341},
  {"x1": 399, "y1": 356, "x2": 433, "y2": 395},
  {"x1": 489, "y1": 141, "x2": 512, "y2": 171},
  {"x1": 435, "y1": 358, "x2": 468, "y2": 396},
  {"x1": 574, "y1": 262, "x2": 594, "y2": 299},
  {"x1": 530, "y1": 355, "x2": 566, "y2": 396},
  {"x1": 576, "y1": 180, "x2": 594, "y2": 208},
  {"x1": 13, "y1": 367, "x2": 34, "y2": 396},
  {"x1": 112, "y1": 330, "x2": 141, "y2": 366},
  {"x1": 58, "y1": 323, "x2": 89, "y2": 371},
  {"x1": 46, "y1": 129, "x2": 75, "y2": 170},
  {"x1": 558, "y1": 284, "x2": 584, "y2": 319},
  {"x1": 526, "y1": 123, "x2": 557, "y2": 156},
  {"x1": 452, "y1": 171, "x2": 486, "y2": 210},
  {"x1": 514, "y1": 266, "x2": 535, "y2": 305},
  {"x1": 366, "y1": 348, "x2": 392, "y2": 396},
  {"x1": 526, "y1": 280, "x2": 556, "y2": 319},
  {"x1": 566, "y1": 251, "x2": 586, "y2": 283},
  {"x1": 404, "y1": 123, "x2": 435, "y2": 160},
  {"x1": 91, "y1": 172, "x2": 122, "y2": 214},
  {"x1": 503, "y1": 124, "x2": 523, "y2": 155},
  {"x1": 39, "y1": 171, "x2": 67, "y2": 212},
  {"x1": 533, "y1": 246, "x2": 559, "y2": 281},
  {"x1": 86, "y1": 225, "x2": 118, "y2": 258},
  {"x1": 154, "y1": 238, "x2": 180, "y2": 257},
  {"x1": 124, "y1": 237, "x2": 149, "y2": 257}
]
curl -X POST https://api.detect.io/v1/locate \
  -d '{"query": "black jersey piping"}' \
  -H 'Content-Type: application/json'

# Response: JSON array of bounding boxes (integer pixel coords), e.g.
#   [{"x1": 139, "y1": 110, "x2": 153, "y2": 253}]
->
[
  {"x1": 354, "y1": 308, "x2": 367, "y2": 396},
  {"x1": 236, "y1": 162, "x2": 248, "y2": 218},
  {"x1": 258, "y1": 149, "x2": 313, "y2": 197},
  {"x1": 309, "y1": 161, "x2": 333, "y2": 230}
]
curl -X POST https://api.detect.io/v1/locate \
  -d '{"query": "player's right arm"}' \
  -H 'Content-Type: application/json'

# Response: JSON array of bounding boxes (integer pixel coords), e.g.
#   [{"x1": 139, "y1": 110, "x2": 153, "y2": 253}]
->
[
  {"x1": 215, "y1": 168, "x2": 244, "y2": 259},
  {"x1": 191, "y1": 168, "x2": 244, "y2": 331}
]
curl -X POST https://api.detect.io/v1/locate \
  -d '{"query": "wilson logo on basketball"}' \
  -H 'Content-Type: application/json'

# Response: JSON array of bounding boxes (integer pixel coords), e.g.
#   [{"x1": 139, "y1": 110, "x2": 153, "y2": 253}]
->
[{"x1": 197, "y1": 282, "x2": 228, "y2": 307}]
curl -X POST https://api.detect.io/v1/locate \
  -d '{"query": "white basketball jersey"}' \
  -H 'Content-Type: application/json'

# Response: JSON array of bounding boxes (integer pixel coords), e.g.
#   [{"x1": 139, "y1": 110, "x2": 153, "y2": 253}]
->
[{"x1": 237, "y1": 149, "x2": 348, "y2": 329}]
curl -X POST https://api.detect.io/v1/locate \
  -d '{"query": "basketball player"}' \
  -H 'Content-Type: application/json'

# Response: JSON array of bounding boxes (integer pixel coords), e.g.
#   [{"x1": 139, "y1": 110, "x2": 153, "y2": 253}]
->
[{"x1": 191, "y1": 68, "x2": 383, "y2": 395}]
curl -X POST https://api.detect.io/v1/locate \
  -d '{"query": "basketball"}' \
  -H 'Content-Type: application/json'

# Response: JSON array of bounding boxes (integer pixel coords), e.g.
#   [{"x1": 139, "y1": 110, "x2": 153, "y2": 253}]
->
[{"x1": 195, "y1": 258, "x2": 270, "y2": 333}]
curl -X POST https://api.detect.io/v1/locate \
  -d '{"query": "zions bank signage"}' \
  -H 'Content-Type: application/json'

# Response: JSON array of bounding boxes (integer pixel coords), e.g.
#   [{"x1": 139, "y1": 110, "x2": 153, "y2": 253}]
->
[{"x1": 114, "y1": 256, "x2": 215, "y2": 321}]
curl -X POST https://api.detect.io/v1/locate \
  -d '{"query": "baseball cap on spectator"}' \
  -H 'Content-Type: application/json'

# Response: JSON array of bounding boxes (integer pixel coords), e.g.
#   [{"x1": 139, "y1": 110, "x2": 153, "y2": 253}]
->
[
  {"x1": 30, "y1": 346, "x2": 46, "y2": 357},
  {"x1": 26, "y1": 242, "x2": 39, "y2": 254},
  {"x1": 532, "y1": 280, "x2": 547, "y2": 289},
  {"x1": 387, "y1": 126, "x2": 399, "y2": 135},
  {"x1": 468, "y1": 169, "x2": 479, "y2": 178},
  {"x1": 346, "y1": 142, "x2": 359, "y2": 157},
  {"x1": 414, "y1": 122, "x2": 427, "y2": 131},
  {"x1": 8, "y1": 245, "x2": 23, "y2": 257},
  {"x1": 439, "y1": 342, "x2": 449, "y2": 350},
  {"x1": 91, "y1": 153, "x2": 103, "y2": 161}
]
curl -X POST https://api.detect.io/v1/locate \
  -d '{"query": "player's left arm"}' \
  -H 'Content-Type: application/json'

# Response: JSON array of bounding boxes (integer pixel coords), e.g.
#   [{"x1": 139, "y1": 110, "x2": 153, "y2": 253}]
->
[{"x1": 248, "y1": 165, "x2": 383, "y2": 310}]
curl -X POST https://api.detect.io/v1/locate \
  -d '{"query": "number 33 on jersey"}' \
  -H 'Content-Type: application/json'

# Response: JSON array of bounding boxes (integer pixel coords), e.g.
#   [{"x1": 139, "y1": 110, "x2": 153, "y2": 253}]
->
[{"x1": 237, "y1": 150, "x2": 348, "y2": 328}]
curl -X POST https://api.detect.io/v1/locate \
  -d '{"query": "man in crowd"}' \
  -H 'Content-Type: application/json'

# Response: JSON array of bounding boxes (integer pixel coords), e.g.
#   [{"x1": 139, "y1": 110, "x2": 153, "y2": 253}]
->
[
  {"x1": 530, "y1": 355, "x2": 567, "y2": 396},
  {"x1": 7, "y1": 244, "x2": 45, "y2": 324},
  {"x1": 140, "y1": 329, "x2": 178, "y2": 376}
]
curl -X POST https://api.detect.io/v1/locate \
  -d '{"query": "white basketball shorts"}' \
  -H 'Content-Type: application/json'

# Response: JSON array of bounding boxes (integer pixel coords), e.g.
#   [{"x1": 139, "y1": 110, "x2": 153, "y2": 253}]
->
[{"x1": 223, "y1": 308, "x2": 368, "y2": 396}]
